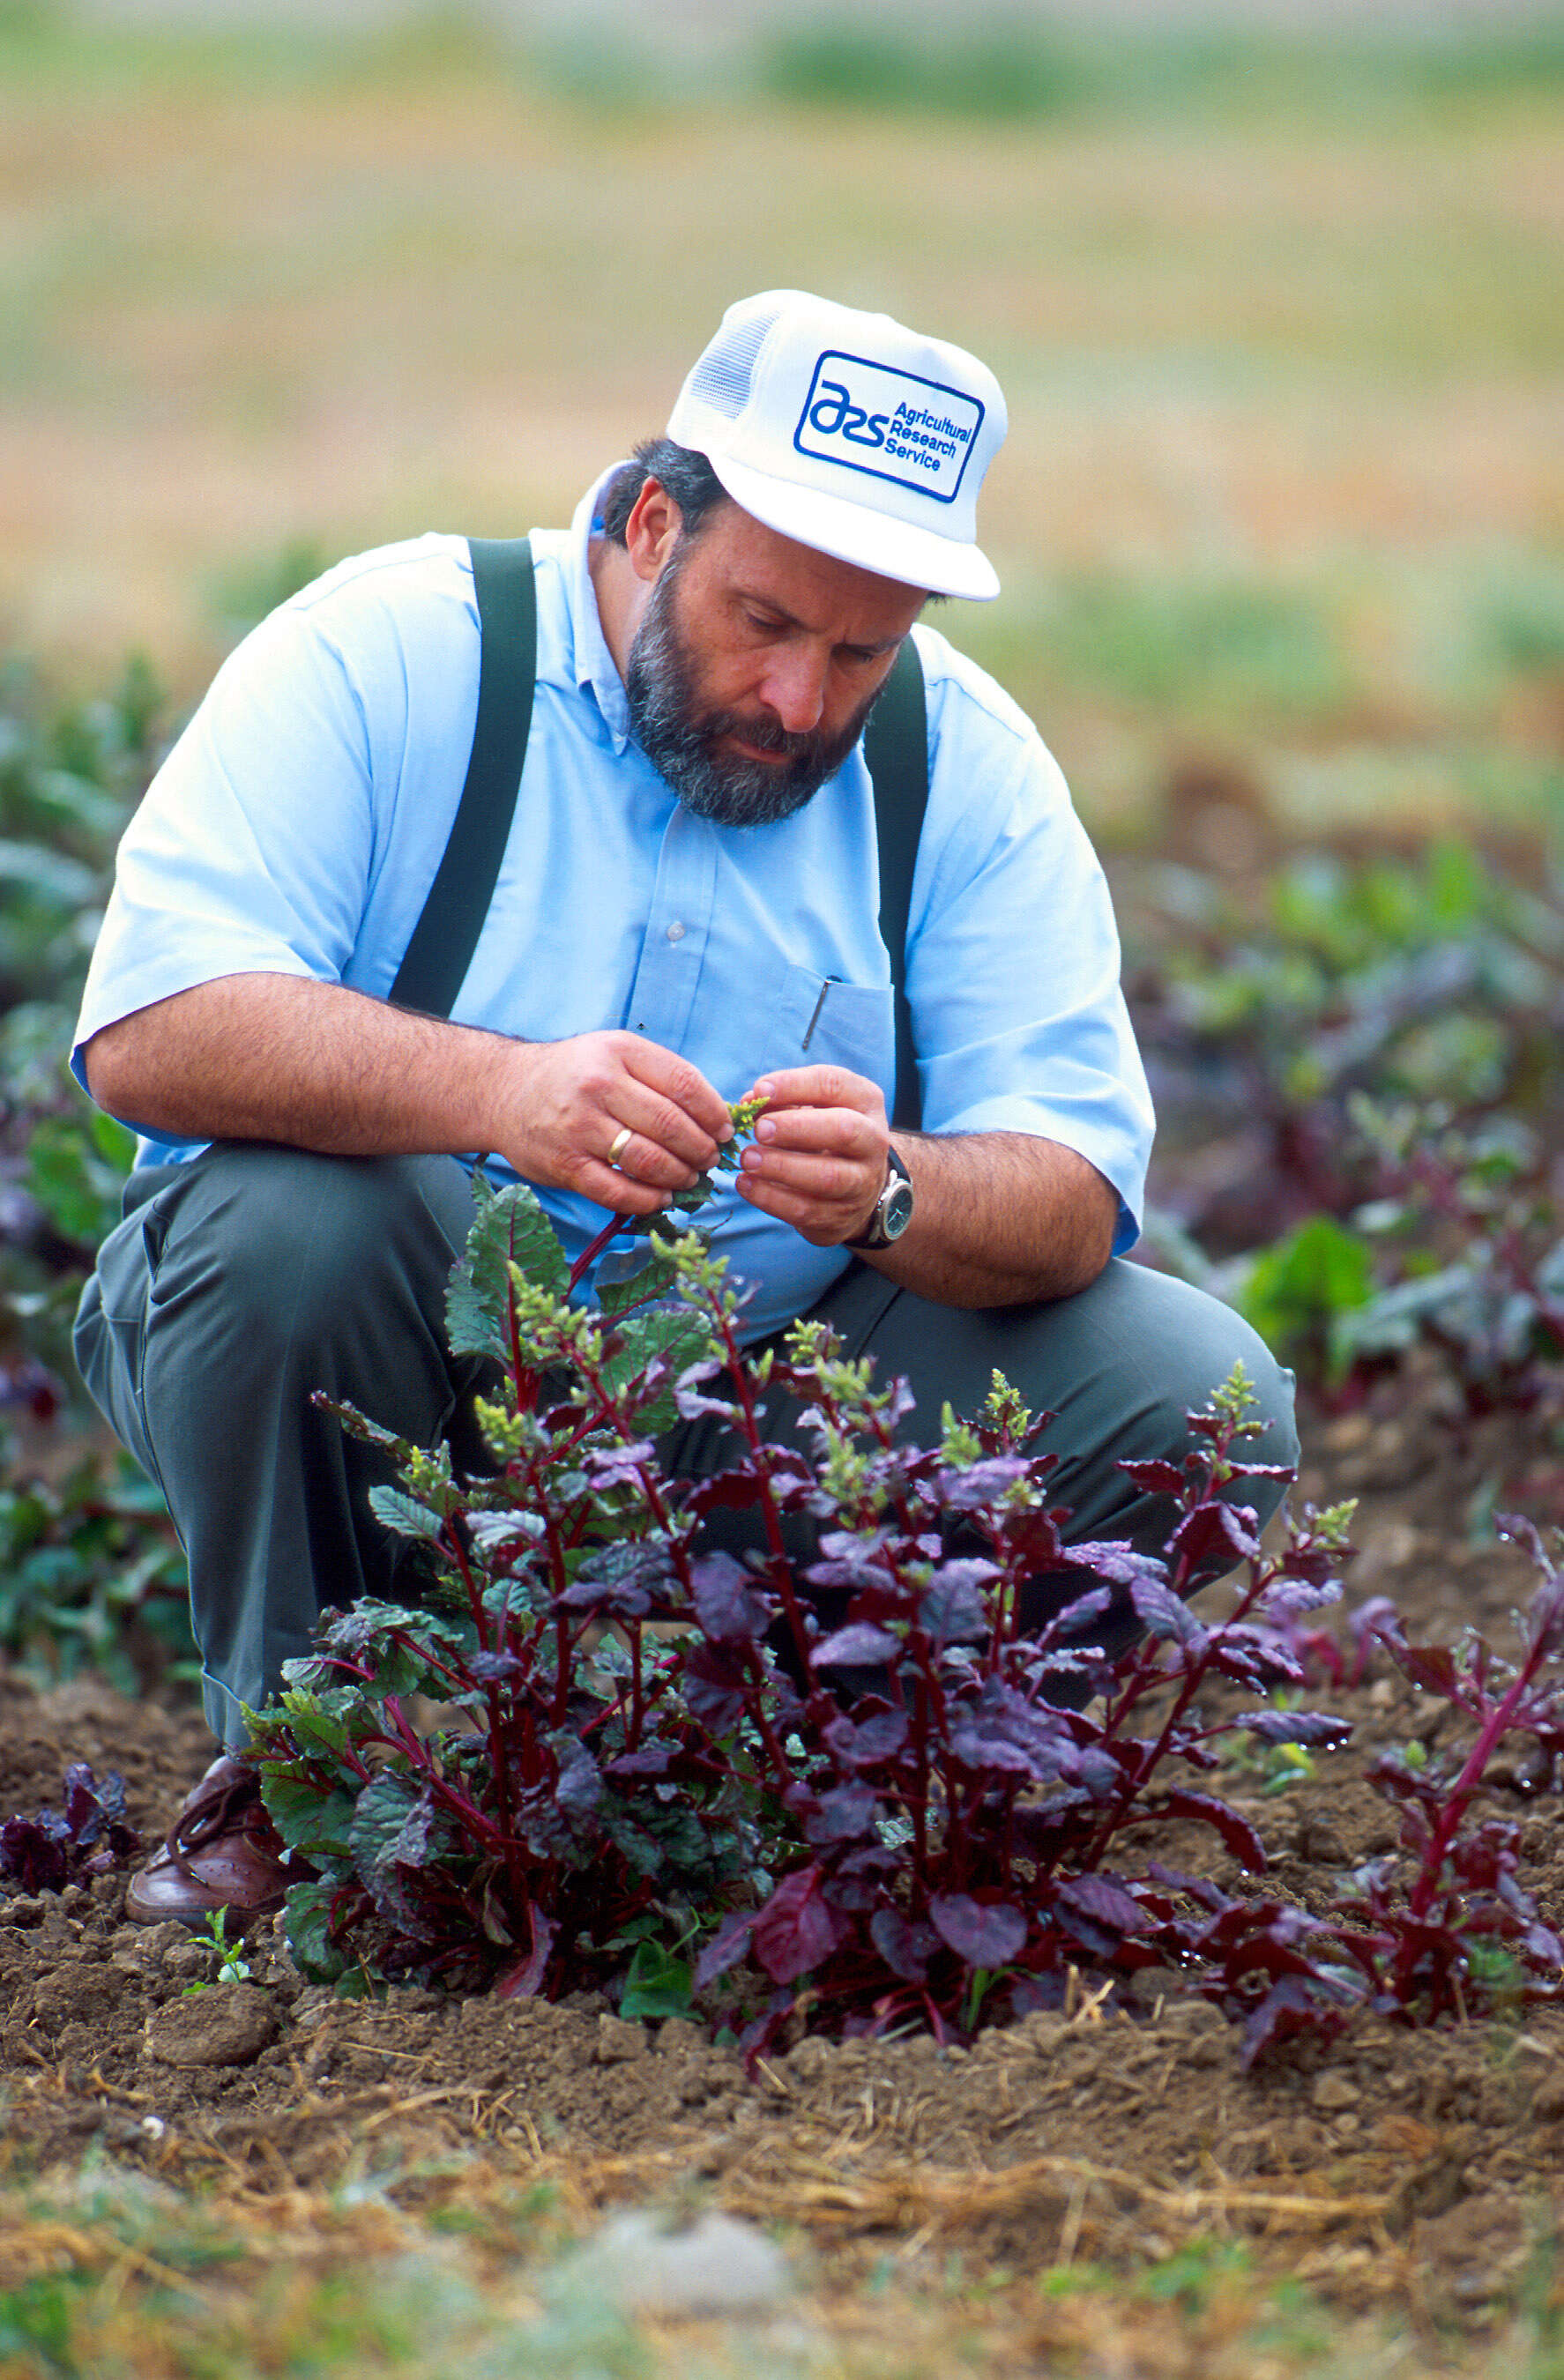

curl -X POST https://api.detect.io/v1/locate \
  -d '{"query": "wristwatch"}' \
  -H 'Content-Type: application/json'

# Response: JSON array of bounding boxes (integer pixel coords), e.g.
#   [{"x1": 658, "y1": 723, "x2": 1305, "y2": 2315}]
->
[{"x1": 845, "y1": 1145, "x2": 915, "y2": 1250}]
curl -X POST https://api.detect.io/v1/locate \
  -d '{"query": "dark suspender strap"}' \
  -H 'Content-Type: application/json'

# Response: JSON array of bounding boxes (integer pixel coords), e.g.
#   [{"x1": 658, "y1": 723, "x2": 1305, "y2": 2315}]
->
[
  {"x1": 389, "y1": 537, "x2": 536, "y2": 1018},
  {"x1": 863, "y1": 637, "x2": 928, "y2": 1131},
  {"x1": 393, "y1": 540, "x2": 924, "y2": 1126}
]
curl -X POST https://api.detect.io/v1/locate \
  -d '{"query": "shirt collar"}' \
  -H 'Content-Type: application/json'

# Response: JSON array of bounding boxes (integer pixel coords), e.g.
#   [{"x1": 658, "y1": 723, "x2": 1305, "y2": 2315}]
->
[{"x1": 567, "y1": 463, "x2": 634, "y2": 752}]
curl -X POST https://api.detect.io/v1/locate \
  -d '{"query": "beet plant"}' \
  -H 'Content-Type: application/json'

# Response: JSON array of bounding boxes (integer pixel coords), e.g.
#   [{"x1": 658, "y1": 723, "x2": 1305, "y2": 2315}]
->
[
  {"x1": 247, "y1": 1181, "x2": 1564, "y2": 2056},
  {"x1": 1340, "y1": 1523, "x2": 1564, "y2": 2019},
  {"x1": 0, "y1": 1762, "x2": 139, "y2": 1893}
]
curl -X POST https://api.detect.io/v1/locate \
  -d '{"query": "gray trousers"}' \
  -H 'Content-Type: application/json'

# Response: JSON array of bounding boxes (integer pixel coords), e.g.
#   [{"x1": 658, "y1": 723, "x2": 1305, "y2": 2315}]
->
[{"x1": 73, "y1": 1144, "x2": 1298, "y2": 1749}]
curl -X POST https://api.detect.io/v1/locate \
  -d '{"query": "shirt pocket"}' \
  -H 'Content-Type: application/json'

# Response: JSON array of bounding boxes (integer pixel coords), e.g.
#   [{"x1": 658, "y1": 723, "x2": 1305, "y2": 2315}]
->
[{"x1": 772, "y1": 963, "x2": 896, "y2": 1096}]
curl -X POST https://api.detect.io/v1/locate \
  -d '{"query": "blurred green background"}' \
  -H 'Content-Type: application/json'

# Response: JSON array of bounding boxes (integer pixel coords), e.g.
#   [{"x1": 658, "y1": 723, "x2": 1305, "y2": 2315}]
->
[{"x1": 3, "y1": 0, "x2": 1560, "y2": 851}]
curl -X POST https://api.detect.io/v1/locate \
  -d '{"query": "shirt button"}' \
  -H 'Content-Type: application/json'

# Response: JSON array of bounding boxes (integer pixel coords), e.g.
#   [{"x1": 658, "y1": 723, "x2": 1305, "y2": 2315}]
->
[{"x1": 666, "y1": 920, "x2": 686, "y2": 942}]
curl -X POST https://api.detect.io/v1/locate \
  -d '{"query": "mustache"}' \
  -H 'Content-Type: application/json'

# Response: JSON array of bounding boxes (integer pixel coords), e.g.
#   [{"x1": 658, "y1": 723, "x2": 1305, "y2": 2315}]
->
[
  {"x1": 699, "y1": 709, "x2": 866, "y2": 785},
  {"x1": 698, "y1": 708, "x2": 838, "y2": 770}
]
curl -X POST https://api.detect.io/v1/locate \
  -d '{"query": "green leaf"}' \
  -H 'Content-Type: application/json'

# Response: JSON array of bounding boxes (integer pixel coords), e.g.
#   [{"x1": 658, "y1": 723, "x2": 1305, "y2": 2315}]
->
[
  {"x1": 1237, "y1": 1214, "x2": 1376, "y2": 1383},
  {"x1": 14, "y1": 765, "x2": 129, "y2": 846},
  {"x1": 287, "y1": 1715, "x2": 372, "y2": 1777},
  {"x1": 351, "y1": 1766, "x2": 473, "y2": 1941},
  {"x1": 262, "y1": 1687, "x2": 356, "y2": 1761},
  {"x1": 446, "y1": 1181, "x2": 570, "y2": 1362},
  {"x1": 332, "y1": 1967, "x2": 379, "y2": 2001},
  {"x1": 313, "y1": 1597, "x2": 472, "y2": 1658},
  {"x1": 260, "y1": 1769, "x2": 359, "y2": 1860},
  {"x1": 349, "y1": 1766, "x2": 426, "y2": 1895},
  {"x1": 596, "y1": 1243, "x2": 679, "y2": 1318},
  {"x1": 280, "y1": 1878, "x2": 353, "y2": 1984},
  {"x1": 323, "y1": 1399, "x2": 419, "y2": 1461},
  {"x1": 0, "y1": 837, "x2": 100, "y2": 907},
  {"x1": 88, "y1": 1105, "x2": 137, "y2": 1167},
  {"x1": 600, "y1": 1793, "x2": 734, "y2": 1894},
  {"x1": 367, "y1": 1485, "x2": 447, "y2": 1543},
  {"x1": 24, "y1": 1110, "x2": 133, "y2": 1243},
  {"x1": 599, "y1": 1803, "x2": 670, "y2": 1881},
  {"x1": 618, "y1": 1937, "x2": 695, "y2": 2021},
  {"x1": 601, "y1": 1304, "x2": 719, "y2": 1430}
]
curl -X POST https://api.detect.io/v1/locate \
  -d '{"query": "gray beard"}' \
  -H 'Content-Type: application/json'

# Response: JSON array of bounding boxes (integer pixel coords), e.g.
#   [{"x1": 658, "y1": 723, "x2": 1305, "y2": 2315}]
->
[{"x1": 624, "y1": 555, "x2": 874, "y2": 829}]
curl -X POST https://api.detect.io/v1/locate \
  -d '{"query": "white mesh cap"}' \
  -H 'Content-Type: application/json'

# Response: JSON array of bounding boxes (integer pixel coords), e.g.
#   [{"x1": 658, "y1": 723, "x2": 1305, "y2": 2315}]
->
[{"x1": 667, "y1": 290, "x2": 1007, "y2": 600}]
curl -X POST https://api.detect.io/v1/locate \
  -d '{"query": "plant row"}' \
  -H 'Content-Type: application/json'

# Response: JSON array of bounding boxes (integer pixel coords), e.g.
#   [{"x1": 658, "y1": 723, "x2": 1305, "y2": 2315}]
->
[{"x1": 240, "y1": 1186, "x2": 1564, "y2": 2059}]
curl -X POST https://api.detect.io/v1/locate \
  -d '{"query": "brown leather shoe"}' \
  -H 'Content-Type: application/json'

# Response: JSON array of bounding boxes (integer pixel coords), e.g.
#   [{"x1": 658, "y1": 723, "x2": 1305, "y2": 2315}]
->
[{"x1": 125, "y1": 1753, "x2": 305, "y2": 1927}]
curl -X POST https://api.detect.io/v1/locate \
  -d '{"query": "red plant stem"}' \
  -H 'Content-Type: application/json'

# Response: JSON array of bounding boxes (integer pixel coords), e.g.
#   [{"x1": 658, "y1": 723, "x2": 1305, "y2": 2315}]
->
[
  {"x1": 620, "y1": 1465, "x2": 686, "y2": 1754},
  {"x1": 727, "y1": 1329, "x2": 833, "y2": 1688},
  {"x1": 714, "y1": 1313, "x2": 786, "y2": 1567},
  {"x1": 854, "y1": 1389, "x2": 921, "y2": 1540},
  {"x1": 739, "y1": 1656, "x2": 801, "y2": 1789},
  {"x1": 546, "y1": 1519, "x2": 573, "y2": 1727},
  {"x1": 987, "y1": 1549, "x2": 1023, "y2": 1671},
  {"x1": 569, "y1": 1209, "x2": 634, "y2": 1293},
  {"x1": 376, "y1": 1694, "x2": 433, "y2": 1766},
  {"x1": 1083, "y1": 1529, "x2": 1276, "y2": 1872},
  {"x1": 437, "y1": 1566, "x2": 530, "y2": 1913},
  {"x1": 629, "y1": 1621, "x2": 645, "y2": 1748},
  {"x1": 374, "y1": 1692, "x2": 513, "y2": 1856},
  {"x1": 480, "y1": 1673, "x2": 532, "y2": 1914},
  {"x1": 699, "y1": 1301, "x2": 824, "y2": 1690},
  {"x1": 443, "y1": 1521, "x2": 490, "y2": 1655},
  {"x1": 904, "y1": 1669, "x2": 932, "y2": 1895},
  {"x1": 926, "y1": 1664, "x2": 964, "y2": 1884},
  {"x1": 541, "y1": 1341, "x2": 683, "y2": 1754},
  {"x1": 1404, "y1": 1651, "x2": 1547, "y2": 1925},
  {"x1": 609, "y1": 1375, "x2": 803, "y2": 1788}
]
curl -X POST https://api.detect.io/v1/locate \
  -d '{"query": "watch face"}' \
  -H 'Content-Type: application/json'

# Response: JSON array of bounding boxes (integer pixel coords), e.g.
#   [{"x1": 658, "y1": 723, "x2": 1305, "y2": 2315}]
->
[{"x1": 880, "y1": 1179, "x2": 915, "y2": 1241}]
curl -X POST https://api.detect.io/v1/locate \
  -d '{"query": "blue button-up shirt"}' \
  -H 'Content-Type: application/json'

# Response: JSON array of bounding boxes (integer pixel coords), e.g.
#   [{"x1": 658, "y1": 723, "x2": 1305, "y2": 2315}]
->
[{"x1": 75, "y1": 472, "x2": 1153, "y2": 1341}]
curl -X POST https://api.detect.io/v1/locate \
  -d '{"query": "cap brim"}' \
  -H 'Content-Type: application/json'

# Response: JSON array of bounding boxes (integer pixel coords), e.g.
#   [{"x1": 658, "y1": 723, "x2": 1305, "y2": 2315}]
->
[{"x1": 709, "y1": 454, "x2": 1001, "y2": 602}]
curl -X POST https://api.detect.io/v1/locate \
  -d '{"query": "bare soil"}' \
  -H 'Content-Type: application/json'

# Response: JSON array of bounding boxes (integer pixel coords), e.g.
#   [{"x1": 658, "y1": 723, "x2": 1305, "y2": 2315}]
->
[{"x1": 4, "y1": 1358, "x2": 1564, "y2": 2329}]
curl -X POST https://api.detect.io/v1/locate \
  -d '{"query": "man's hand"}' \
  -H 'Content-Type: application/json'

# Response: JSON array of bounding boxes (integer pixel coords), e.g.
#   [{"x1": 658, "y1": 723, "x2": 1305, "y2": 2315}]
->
[
  {"x1": 733, "y1": 1058, "x2": 1121, "y2": 1307},
  {"x1": 733, "y1": 1065, "x2": 890, "y2": 1247},
  {"x1": 503, "y1": 1030, "x2": 733, "y2": 1216}
]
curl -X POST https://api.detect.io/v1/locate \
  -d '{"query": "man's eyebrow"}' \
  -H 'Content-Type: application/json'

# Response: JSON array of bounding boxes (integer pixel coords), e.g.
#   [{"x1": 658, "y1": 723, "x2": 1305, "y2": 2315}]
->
[{"x1": 734, "y1": 589, "x2": 906, "y2": 658}]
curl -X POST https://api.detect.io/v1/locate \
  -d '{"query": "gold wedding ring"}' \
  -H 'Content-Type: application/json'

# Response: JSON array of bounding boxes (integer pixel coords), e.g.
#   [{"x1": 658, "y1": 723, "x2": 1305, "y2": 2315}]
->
[{"x1": 607, "y1": 1126, "x2": 632, "y2": 1166}]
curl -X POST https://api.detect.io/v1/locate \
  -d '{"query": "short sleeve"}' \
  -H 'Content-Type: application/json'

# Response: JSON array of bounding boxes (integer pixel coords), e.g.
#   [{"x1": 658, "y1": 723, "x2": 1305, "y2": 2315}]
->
[
  {"x1": 72, "y1": 540, "x2": 478, "y2": 1133},
  {"x1": 907, "y1": 632, "x2": 1154, "y2": 1248}
]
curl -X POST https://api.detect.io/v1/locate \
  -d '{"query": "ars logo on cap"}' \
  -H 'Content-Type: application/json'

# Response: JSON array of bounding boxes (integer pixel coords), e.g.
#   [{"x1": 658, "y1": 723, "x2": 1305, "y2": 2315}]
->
[{"x1": 794, "y1": 349, "x2": 985, "y2": 507}]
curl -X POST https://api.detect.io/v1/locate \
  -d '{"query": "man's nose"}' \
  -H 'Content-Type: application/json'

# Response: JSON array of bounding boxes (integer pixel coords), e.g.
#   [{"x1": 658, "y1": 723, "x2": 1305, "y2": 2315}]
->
[{"x1": 759, "y1": 646, "x2": 829, "y2": 735}]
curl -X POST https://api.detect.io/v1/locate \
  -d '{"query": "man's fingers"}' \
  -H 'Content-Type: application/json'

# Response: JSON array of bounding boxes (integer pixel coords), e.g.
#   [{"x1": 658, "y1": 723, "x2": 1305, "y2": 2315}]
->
[
  {"x1": 750, "y1": 1104, "x2": 883, "y2": 1161},
  {"x1": 601, "y1": 1051, "x2": 732, "y2": 1175},
  {"x1": 624, "y1": 1044, "x2": 734, "y2": 1149},
  {"x1": 512, "y1": 1033, "x2": 730, "y2": 1195},
  {"x1": 592, "y1": 1091, "x2": 725, "y2": 1187},
  {"x1": 743, "y1": 1065, "x2": 883, "y2": 1119},
  {"x1": 618, "y1": 1091, "x2": 723, "y2": 1172},
  {"x1": 740, "y1": 1137, "x2": 878, "y2": 1195},
  {"x1": 599, "y1": 1120, "x2": 703, "y2": 1193},
  {"x1": 734, "y1": 1156, "x2": 884, "y2": 1247},
  {"x1": 577, "y1": 1158, "x2": 670, "y2": 1216},
  {"x1": 564, "y1": 1124, "x2": 697, "y2": 1201}
]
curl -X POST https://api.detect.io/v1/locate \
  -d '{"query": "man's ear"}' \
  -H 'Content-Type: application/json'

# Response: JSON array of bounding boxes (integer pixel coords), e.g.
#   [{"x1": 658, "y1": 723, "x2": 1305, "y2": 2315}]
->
[{"x1": 623, "y1": 480, "x2": 683, "y2": 585}]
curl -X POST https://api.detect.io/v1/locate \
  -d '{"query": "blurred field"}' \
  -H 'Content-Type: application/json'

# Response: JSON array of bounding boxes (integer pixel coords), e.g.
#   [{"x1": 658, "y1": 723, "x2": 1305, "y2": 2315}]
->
[{"x1": 1, "y1": 4, "x2": 1560, "y2": 843}]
